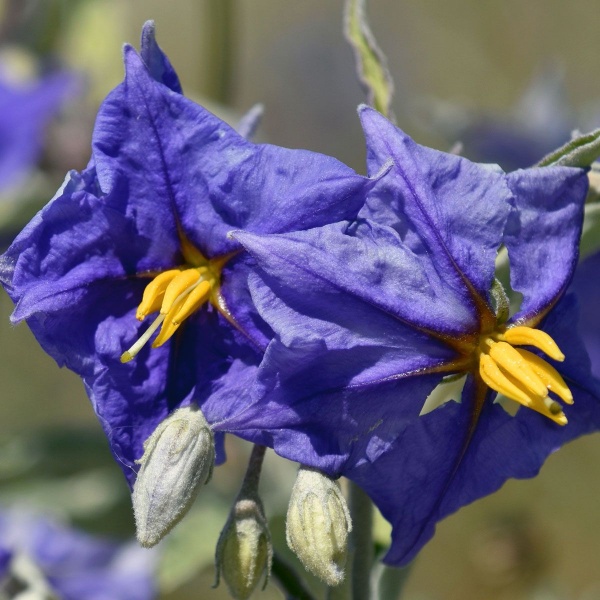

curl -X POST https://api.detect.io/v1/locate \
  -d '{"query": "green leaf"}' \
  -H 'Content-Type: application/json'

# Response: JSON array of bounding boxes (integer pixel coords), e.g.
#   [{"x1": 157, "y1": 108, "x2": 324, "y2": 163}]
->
[
  {"x1": 344, "y1": 0, "x2": 395, "y2": 119},
  {"x1": 537, "y1": 128, "x2": 600, "y2": 167}
]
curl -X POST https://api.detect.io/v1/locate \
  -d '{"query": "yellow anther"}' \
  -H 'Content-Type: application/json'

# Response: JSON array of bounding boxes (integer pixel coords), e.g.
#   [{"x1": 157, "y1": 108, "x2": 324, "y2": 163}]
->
[
  {"x1": 173, "y1": 280, "x2": 212, "y2": 325},
  {"x1": 487, "y1": 341, "x2": 548, "y2": 398},
  {"x1": 152, "y1": 300, "x2": 185, "y2": 348},
  {"x1": 480, "y1": 353, "x2": 567, "y2": 425},
  {"x1": 160, "y1": 269, "x2": 203, "y2": 315},
  {"x1": 515, "y1": 349, "x2": 574, "y2": 405},
  {"x1": 120, "y1": 243, "x2": 234, "y2": 363},
  {"x1": 479, "y1": 354, "x2": 543, "y2": 408},
  {"x1": 136, "y1": 269, "x2": 180, "y2": 320},
  {"x1": 503, "y1": 326, "x2": 565, "y2": 362},
  {"x1": 525, "y1": 395, "x2": 568, "y2": 426}
]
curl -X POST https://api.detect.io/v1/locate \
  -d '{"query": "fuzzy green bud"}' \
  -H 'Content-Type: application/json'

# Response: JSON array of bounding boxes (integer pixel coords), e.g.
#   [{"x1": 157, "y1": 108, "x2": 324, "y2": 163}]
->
[
  {"x1": 286, "y1": 467, "x2": 352, "y2": 586},
  {"x1": 132, "y1": 404, "x2": 214, "y2": 547},
  {"x1": 215, "y1": 496, "x2": 272, "y2": 600}
]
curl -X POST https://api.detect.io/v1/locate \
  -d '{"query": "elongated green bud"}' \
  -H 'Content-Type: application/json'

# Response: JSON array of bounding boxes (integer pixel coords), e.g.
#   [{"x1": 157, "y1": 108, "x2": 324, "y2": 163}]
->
[
  {"x1": 215, "y1": 496, "x2": 272, "y2": 600},
  {"x1": 286, "y1": 467, "x2": 352, "y2": 586},
  {"x1": 132, "y1": 404, "x2": 214, "y2": 547}
]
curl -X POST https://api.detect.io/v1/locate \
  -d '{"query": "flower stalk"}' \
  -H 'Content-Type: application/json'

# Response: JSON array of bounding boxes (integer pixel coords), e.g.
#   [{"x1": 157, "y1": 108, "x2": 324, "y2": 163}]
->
[{"x1": 349, "y1": 481, "x2": 373, "y2": 600}]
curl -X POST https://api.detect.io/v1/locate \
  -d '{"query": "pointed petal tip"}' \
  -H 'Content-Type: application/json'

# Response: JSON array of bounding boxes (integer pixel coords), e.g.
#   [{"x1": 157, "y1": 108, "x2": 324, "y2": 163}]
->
[
  {"x1": 357, "y1": 103, "x2": 382, "y2": 127},
  {"x1": 142, "y1": 20, "x2": 156, "y2": 35},
  {"x1": 357, "y1": 102, "x2": 410, "y2": 146},
  {"x1": 140, "y1": 21, "x2": 157, "y2": 55},
  {"x1": 121, "y1": 43, "x2": 141, "y2": 68}
]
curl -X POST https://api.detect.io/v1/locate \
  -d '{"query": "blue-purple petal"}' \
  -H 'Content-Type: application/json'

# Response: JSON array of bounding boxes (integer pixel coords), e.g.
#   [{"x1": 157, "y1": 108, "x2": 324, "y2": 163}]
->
[
  {"x1": 93, "y1": 47, "x2": 373, "y2": 258},
  {"x1": 235, "y1": 221, "x2": 476, "y2": 337},
  {"x1": 139, "y1": 21, "x2": 183, "y2": 94},
  {"x1": 568, "y1": 251, "x2": 600, "y2": 377},
  {"x1": 219, "y1": 254, "x2": 274, "y2": 351},
  {"x1": 349, "y1": 294, "x2": 600, "y2": 566},
  {"x1": 346, "y1": 386, "x2": 474, "y2": 566},
  {"x1": 505, "y1": 166, "x2": 588, "y2": 322},
  {"x1": 226, "y1": 226, "x2": 464, "y2": 471},
  {"x1": 1, "y1": 167, "x2": 178, "y2": 324},
  {"x1": 17, "y1": 274, "x2": 261, "y2": 485},
  {"x1": 0, "y1": 546, "x2": 11, "y2": 579},
  {"x1": 358, "y1": 105, "x2": 511, "y2": 310},
  {"x1": 0, "y1": 509, "x2": 157, "y2": 600},
  {"x1": 229, "y1": 356, "x2": 443, "y2": 475}
]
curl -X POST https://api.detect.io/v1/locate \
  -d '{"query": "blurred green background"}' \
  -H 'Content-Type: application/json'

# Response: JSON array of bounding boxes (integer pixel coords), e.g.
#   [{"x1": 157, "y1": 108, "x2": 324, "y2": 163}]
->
[{"x1": 1, "y1": 1, "x2": 600, "y2": 598}]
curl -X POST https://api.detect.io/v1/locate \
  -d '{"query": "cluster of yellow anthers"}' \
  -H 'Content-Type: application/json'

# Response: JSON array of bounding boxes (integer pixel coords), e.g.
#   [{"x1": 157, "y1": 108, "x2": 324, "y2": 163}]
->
[
  {"x1": 121, "y1": 260, "x2": 224, "y2": 364},
  {"x1": 478, "y1": 326, "x2": 573, "y2": 425}
]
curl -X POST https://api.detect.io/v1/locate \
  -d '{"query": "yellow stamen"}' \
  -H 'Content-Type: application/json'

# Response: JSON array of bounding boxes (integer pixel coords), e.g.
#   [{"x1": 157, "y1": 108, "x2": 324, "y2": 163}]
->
[
  {"x1": 479, "y1": 354, "x2": 544, "y2": 408},
  {"x1": 478, "y1": 325, "x2": 570, "y2": 426},
  {"x1": 152, "y1": 300, "x2": 185, "y2": 348},
  {"x1": 525, "y1": 395, "x2": 568, "y2": 426},
  {"x1": 121, "y1": 244, "x2": 234, "y2": 362},
  {"x1": 136, "y1": 269, "x2": 180, "y2": 320},
  {"x1": 152, "y1": 273, "x2": 214, "y2": 348},
  {"x1": 503, "y1": 326, "x2": 565, "y2": 362},
  {"x1": 160, "y1": 269, "x2": 204, "y2": 315},
  {"x1": 487, "y1": 341, "x2": 548, "y2": 398},
  {"x1": 480, "y1": 355, "x2": 566, "y2": 424},
  {"x1": 172, "y1": 280, "x2": 212, "y2": 325},
  {"x1": 515, "y1": 348, "x2": 574, "y2": 404},
  {"x1": 121, "y1": 313, "x2": 166, "y2": 363}
]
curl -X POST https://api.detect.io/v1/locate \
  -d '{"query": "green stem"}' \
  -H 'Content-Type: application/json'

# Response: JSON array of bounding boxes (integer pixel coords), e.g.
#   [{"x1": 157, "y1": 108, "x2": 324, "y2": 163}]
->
[
  {"x1": 205, "y1": 0, "x2": 235, "y2": 105},
  {"x1": 374, "y1": 563, "x2": 415, "y2": 600},
  {"x1": 349, "y1": 481, "x2": 374, "y2": 600},
  {"x1": 239, "y1": 444, "x2": 266, "y2": 497},
  {"x1": 271, "y1": 552, "x2": 316, "y2": 600}
]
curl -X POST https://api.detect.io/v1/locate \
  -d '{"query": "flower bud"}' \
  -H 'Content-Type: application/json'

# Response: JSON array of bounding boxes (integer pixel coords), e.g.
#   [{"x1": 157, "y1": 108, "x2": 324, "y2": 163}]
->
[
  {"x1": 286, "y1": 467, "x2": 352, "y2": 586},
  {"x1": 215, "y1": 496, "x2": 272, "y2": 600},
  {"x1": 132, "y1": 404, "x2": 214, "y2": 547}
]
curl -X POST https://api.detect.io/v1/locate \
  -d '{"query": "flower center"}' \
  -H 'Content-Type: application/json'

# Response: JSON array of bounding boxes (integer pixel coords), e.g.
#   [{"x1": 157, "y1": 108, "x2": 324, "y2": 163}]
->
[
  {"x1": 120, "y1": 256, "x2": 227, "y2": 363},
  {"x1": 477, "y1": 326, "x2": 573, "y2": 425}
]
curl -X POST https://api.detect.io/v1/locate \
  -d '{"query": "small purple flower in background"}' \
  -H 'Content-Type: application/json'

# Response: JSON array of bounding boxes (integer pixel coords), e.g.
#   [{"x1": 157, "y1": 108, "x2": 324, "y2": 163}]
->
[
  {"x1": 0, "y1": 547, "x2": 11, "y2": 581},
  {"x1": 234, "y1": 105, "x2": 600, "y2": 566},
  {"x1": 0, "y1": 63, "x2": 76, "y2": 192},
  {"x1": 0, "y1": 22, "x2": 377, "y2": 487},
  {"x1": 0, "y1": 508, "x2": 157, "y2": 600},
  {"x1": 424, "y1": 67, "x2": 600, "y2": 170}
]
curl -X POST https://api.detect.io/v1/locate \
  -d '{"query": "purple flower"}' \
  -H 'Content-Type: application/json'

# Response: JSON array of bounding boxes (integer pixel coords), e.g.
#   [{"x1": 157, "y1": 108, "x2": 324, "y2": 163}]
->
[
  {"x1": 0, "y1": 65, "x2": 75, "y2": 191},
  {"x1": 429, "y1": 68, "x2": 599, "y2": 170},
  {"x1": 0, "y1": 508, "x2": 157, "y2": 600},
  {"x1": 233, "y1": 106, "x2": 600, "y2": 566},
  {"x1": 0, "y1": 24, "x2": 376, "y2": 485},
  {"x1": 567, "y1": 250, "x2": 600, "y2": 378}
]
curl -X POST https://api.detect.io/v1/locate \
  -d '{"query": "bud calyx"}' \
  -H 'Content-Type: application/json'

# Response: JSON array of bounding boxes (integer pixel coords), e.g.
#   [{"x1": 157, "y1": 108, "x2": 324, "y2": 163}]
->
[
  {"x1": 286, "y1": 467, "x2": 352, "y2": 586},
  {"x1": 215, "y1": 495, "x2": 272, "y2": 600},
  {"x1": 132, "y1": 404, "x2": 214, "y2": 547}
]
